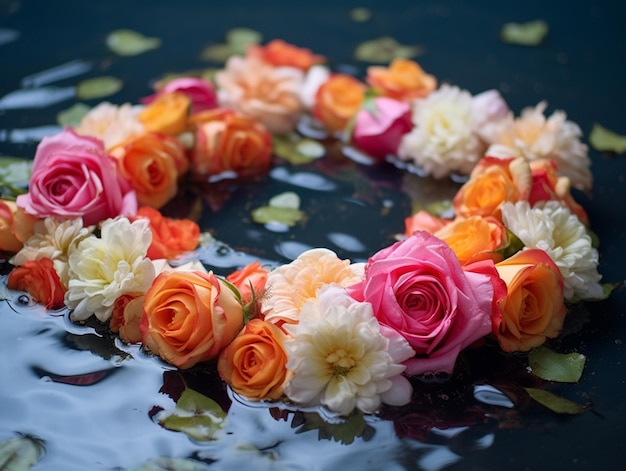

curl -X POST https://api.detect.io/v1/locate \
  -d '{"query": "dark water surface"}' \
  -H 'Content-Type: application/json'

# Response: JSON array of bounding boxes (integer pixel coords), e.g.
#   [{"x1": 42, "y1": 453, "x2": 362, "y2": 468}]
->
[{"x1": 1, "y1": 1, "x2": 625, "y2": 470}]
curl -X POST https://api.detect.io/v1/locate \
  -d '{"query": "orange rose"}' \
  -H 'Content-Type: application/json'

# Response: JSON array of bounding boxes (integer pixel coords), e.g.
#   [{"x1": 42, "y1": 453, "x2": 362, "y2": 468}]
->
[
  {"x1": 434, "y1": 216, "x2": 507, "y2": 266},
  {"x1": 132, "y1": 206, "x2": 200, "y2": 260},
  {"x1": 226, "y1": 261, "x2": 269, "y2": 315},
  {"x1": 190, "y1": 108, "x2": 273, "y2": 178},
  {"x1": 217, "y1": 318, "x2": 290, "y2": 400},
  {"x1": 111, "y1": 132, "x2": 188, "y2": 209},
  {"x1": 110, "y1": 293, "x2": 144, "y2": 344},
  {"x1": 453, "y1": 156, "x2": 532, "y2": 221},
  {"x1": 140, "y1": 270, "x2": 244, "y2": 369},
  {"x1": 494, "y1": 249, "x2": 566, "y2": 352},
  {"x1": 404, "y1": 210, "x2": 450, "y2": 238},
  {"x1": 366, "y1": 58, "x2": 437, "y2": 101},
  {"x1": 6, "y1": 258, "x2": 66, "y2": 310},
  {"x1": 247, "y1": 39, "x2": 325, "y2": 70},
  {"x1": 139, "y1": 91, "x2": 191, "y2": 136},
  {"x1": 312, "y1": 74, "x2": 366, "y2": 132},
  {"x1": 0, "y1": 200, "x2": 36, "y2": 254}
]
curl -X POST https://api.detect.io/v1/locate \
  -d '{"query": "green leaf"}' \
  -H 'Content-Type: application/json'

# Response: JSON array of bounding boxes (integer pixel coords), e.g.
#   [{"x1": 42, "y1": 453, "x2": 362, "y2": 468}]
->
[
  {"x1": 529, "y1": 346, "x2": 586, "y2": 383},
  {"x1": 589, "y1": 123, "x2": 626, "y2": 154},
  {"x1": 354, "y1": 37, "x2": 424, "y2": 63},
  {"x1": 252, "y1": 192, "x2": 304, "y2": 227},
  {"x1": 0, "y1": 157, "x2": 32, "y2": 190},
  {"x1": 56, "y1": 103, "x2": 91, "y2": 127},
  {"x1": 524, "y1": 387, "x2": 589, "y2": 414},
  {"x1": 350, "y1": 7, "x2": 372, "y2": 23},
  {"x1": 106, "y1": 29, "x2": 161, "y2": 56},
  {"x1": 273, "y1": 135, "x2": 325, "y2": 165},
  {"x1": 0, "y1": 436, "x2": 45, "y2": 470},
  {"x1": 158, "y1": 388, "x2": 226, "y2": 442},
  {"x1": 76, "y1": 76, "x2": 123, "y2": 100},
  {"x1": 225, "y1": 28, "x2": 262, "y2": 55},
  {"x1": 501, "y1": 20, "x2": 549, "y2": 46}
]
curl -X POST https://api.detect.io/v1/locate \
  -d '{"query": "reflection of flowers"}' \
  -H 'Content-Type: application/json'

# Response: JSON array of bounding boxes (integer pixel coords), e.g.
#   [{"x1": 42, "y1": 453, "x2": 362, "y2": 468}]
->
[
  {"x1": 283, "y1": 285, "x2": 414, "y2": 416},
  {"x1": 501, "y1": 201, "x2": 602, "y2": 300},
  {"x1": 366, "y1": 58, "x2": 437, "y2": 101},
  {"x1": 65, "y1": 217, "x2": 154, "y2": 322}
]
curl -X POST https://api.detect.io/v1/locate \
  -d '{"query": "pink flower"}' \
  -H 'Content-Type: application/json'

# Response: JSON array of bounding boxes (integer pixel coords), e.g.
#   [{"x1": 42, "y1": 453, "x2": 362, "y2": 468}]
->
[
  {"x1": 351, "y1": 97, "x2": 413, "y2": 159},
  {"x1": 16, "y1": 128, "x2": 136, "y2": 226},
  {"x1": 142, "y1": 77, "x2": 218, "y2": 114},
  {"x1": 347, "y1": 231, "x2": 495, "y2": 376}
]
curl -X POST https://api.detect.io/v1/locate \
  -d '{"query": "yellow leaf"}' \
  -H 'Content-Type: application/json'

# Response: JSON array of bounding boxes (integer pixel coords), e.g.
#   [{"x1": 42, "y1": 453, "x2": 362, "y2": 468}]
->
[
  {"x1": 106, "y1": 29, "x2": 161, "y2": 56},
  {"x1": 501, "y1": 20, "x2": 548, "y2": 46},
  {"x1": 76, "y1": 76, "x2": 123, "y2": 100},
  {"x1": 589, "y1": 123, "x2": 626, "y2": 154}
]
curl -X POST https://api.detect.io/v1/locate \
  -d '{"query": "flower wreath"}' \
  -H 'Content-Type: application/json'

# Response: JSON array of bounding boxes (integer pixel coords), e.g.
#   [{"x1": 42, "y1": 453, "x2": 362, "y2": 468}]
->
[{"x1": 0, "y1": 39, "x2": 607, "y2": 418}]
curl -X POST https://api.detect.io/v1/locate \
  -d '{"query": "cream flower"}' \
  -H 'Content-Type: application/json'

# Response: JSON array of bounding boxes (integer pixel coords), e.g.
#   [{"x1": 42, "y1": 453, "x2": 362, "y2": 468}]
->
[
  {"x1": 501, "y1": 201, "x2": 603, "y2": 300},
  {"x1": 76, "y1": 102, "x2": 145, "y2": 150},
  {"x1": 489, "y1": 101, "x2": 591, "y2": 191},
  {"x1": 10, "y1": 217, "x2": 94, "y2": 287},
  {"x1": 66, "y1": 217, "x2": 155, "y2": 322},
  {"x1": 261, "y1": 248, "x2": 364, "y2": 325},
  {"x1": 216, "y1": 56, "x2": 304, "y2": 134},
  {"x1": 398, "y1": 85, "x2": 486, "y2": 178},
  {"x1": 283, "y1": 285, "x2": 414, "y2": 416}
]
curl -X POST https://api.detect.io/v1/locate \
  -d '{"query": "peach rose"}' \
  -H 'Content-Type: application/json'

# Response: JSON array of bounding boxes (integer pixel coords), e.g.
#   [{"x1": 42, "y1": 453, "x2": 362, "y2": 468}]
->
[
  {"x1": 132, "y1": 206, "x2": 200, "y2": 260},
  {"x1": 215, "y1": 56, "x2": 304, "y2": 134},
  {"x1": 453, "y1": 156, "x2": 532, "y2": 221},
  {"x1": 139, "y1": 91, "x2": 191, "y2": 136},
  {"x1": 190, "y1": 108, "x2": 273, "y2": 178},
  {"x1": 366, "y1": 58, "x2": 437, "y2": 102},
  {"x1": 0, "y1": 200, "x2": 36, "y2": 254},
  {"x1": 434, "y1": 216, "x2": 507, "y2": 266},
  {"x1": 218, "y1": 318, "x2": 290, "y2": 400},
  {"x1": 142, "y1": 77, "x2": 217, "y2": 115},
  {"x1": 6, "y1": 258, "x2": 66, "y2": 310},
  {"x1": 110, "y1": 292, "x2": 144, "y2": 344},
  {"x1": 111, "y1": 132, "x2": 188, "y2": 209},
  {"x1": 140, "y1": 270, "x2": 244, "y2": 369},
  {"x1": 494, "y1": 249, "x2": 566, "y2": 352},
  {"x1": 312, "y1": 73, "x2": 366, "y2": 133},
  {"x1": 226, "y1": 261, "x2": 269, "y2": 316},
  {"x1": 404, "y1": 210, "x2": 450, "y2": 238},
  {"x1": 247, "y1": 39, "x2": 325, "y2": 71}
]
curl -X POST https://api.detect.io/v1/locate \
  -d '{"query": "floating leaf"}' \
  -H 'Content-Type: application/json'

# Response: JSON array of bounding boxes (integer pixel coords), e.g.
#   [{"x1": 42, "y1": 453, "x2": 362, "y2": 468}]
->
[
  {"x1": 0, "y1": 435, "x2": 45, "y2": 470},
  {"x1": 200, "y1": 44, "x2": 234, "y2": 63},
  {"x1": 0, "y1": 156, "x2": 32, "y2": 191},
  {"x1": 529, "y1": 347, "x2": 586, "y2": 383},
  {"x1": 56, "y1": 103, "x2": 91, "y2": 127},
  {"x1": 524, "y1": 388, "x2": 589, "y2": 414},
  {"x1": 274, "y1": 135, "x2": 325, "y2": 165},
  {"x1": 157, "y1": 388, "x2": 226, "y2": 442},
  {"x1": 589, "y1": 123, "x2": 626, "y2": 154},
  {"x1": 225, "y1": 28, "x2": 262, "y2": 54},
  {"x1": 350, "y1": 7, "x2": 372, "y2": 22},
  {"x1": 355, "y1": 37, "x2": 424, "y2": 63},
  {"x1": 501, "y1": 20, "x2": 548, "y2": 46},
  {"x1": 133, "y1": 457, "x2": 211, "y2": 471},
  {"x1": 76, "y1": 76, "x2": 123, "y2": 100},
  {"x1": 252, "y1": 192, "x2": 304, "y2": 227},
  {"x1": 106, "y1": 29, "x2": 161, "y2": 56}
]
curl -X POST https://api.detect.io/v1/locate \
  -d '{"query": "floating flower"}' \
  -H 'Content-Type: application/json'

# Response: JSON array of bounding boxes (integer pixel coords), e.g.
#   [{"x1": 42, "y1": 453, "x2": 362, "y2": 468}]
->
[
  {"x1": 76, "y1": 102, "x2": 145, "y2": 150},
  {"x1": 247, "y1": 39, "x2": 325, "y2": 71},
  {"x1": 261, "y1": 248, "x2": 364, "y2": 326},
  {"x1": 6, "y1": 258, "x2": 66, "y2": 310},
  {"x1": 142, "y1": 77, "x2": 217, "y2": 114},
  {"x1": 0, "y1": 200, "x2": 36, "y2": 254},
  {"x1": 489, "y1": 101, "x2": 592, "y2": 191},
  {"x1": 398, "y1": 85, "x2": 484, "y2": 178},
  {"x1": 65, "y1": 217, "x2": 155, "y2": 322},
  {"x1": 312, "y1": 73, "x2": 367, "y2": 133},
  {"x1": 139, "y1": 91, "x2": 191, "y2": 136},
  {"x1": 283, "y1": 284, "x2": 414, "y2": 416},
  {"x1": 216, "y1": 55, "x2": 304, "y2": 134},
  {"x1": 225, "y1": 260, "x2": 269, "y2": 315},
  {"x1": 366, "y1": 58, "x2": 437, "y2": 101},
  {"x1": 500, "y1": 201, "x2": 603, "y2": 300}
]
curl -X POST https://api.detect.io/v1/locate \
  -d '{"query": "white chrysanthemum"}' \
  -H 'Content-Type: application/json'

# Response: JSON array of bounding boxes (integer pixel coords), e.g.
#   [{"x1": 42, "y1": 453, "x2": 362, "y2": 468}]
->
[
  {"x1": 66, "y1": 217, "x2": 155, "y2": 322},
  {"x1": 501, "y1": 201, "x2": 603, "y2": 300},
  {"x1": 283, "y1": 285, "x2": 414, "y2": 416},
  {"x1": 76, "y1": 102, "x2": 145, "y2": 150},
  {"x1": 398, "y1": 84, "x2": 485, "y2": 178},
  {"x1": 10, "y1": 217, "x2": 94, "y2": 287},
  {"x1": 490, "y1": 102, "x2": 592, "y2": 191}
]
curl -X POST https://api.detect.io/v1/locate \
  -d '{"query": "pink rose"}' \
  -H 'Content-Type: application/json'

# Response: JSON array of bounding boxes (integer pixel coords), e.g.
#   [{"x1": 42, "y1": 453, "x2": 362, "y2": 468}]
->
[
  {"x1": 351, "y1": 97, "x2": 412, "y2": 159},
  {"x1": 16, "y1": 128, "x2": 136, "y2": 226},
  {"x1": 348, "y1": 231, "x2": 495, "y2": 375},
  {"x1": 142, "y1": 77, "x2": 218, "y2": 114}
]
